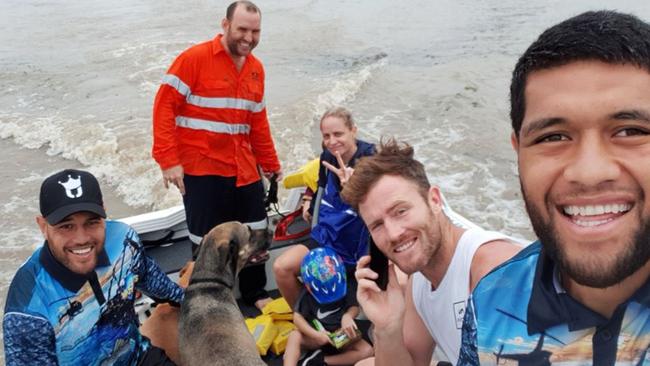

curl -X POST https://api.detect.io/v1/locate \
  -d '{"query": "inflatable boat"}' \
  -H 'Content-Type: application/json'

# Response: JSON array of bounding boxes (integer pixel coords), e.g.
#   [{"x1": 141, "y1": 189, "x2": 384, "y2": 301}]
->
[{"x1": 120, "y1": 162, "x2": 524, "y2": 365}]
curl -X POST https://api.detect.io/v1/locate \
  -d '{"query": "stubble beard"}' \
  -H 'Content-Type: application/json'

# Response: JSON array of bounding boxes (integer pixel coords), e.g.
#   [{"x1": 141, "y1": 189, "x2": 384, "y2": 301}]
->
[
  {"x1": 412, "y1": 210, "x2": 443, "y2": 275},
  {"x1": 225, "y1": 29, "x2": 256, "y2": 58},
  {"x1": 521, "y1": 183, "x2": 650, "y2": 289}
]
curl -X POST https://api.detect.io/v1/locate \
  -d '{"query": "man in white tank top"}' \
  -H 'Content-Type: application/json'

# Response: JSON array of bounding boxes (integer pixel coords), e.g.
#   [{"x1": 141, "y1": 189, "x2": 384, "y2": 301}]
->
[{"x1": 339, "y1": 139, "x2": 523, "y2": 366}]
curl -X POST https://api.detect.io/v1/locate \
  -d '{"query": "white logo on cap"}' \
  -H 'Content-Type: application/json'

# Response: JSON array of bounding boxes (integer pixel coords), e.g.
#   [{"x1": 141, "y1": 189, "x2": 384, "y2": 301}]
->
[{"x1": 58, "y1": 175, "x2": 83, "y2": 198}]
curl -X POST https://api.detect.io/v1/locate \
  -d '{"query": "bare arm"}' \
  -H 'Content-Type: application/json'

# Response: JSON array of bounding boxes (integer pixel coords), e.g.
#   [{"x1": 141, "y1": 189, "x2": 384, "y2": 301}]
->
[
  {"x1": 293, "y1": 312, "x2": 330, "y2": 346},
  {"x1": 469, "y1": 239, "x2": 522, "y2": 291},
  {"x1": 403, "y1": 278, "x2": 435, "y2": 366}
]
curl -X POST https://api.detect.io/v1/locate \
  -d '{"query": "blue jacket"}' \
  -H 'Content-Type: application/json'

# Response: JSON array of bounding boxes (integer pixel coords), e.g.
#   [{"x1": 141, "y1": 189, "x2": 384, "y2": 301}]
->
[
  {"x1": 310, "y1": 139, "x2": 375, "y2": 266},
  {"x1": 3, "y1": 221, "x2": 184, "y2": 366}
]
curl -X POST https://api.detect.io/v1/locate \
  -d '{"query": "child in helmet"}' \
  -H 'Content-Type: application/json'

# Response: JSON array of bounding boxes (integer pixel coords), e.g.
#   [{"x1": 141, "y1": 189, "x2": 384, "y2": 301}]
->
[{"x1": 283, "y1": 247, "x2": 373, "y2": 366}]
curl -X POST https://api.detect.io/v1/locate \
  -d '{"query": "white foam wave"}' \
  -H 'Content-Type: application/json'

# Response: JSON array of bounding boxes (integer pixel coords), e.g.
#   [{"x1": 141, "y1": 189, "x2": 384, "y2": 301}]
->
[
  {"x1": 359, "y1": 107, "x2": 532, "y2": 240},
  {"x1": 0, "y1": 112, "x2": 182, "y2": 211},
  {"x1": 0, "y1": 228, "x2": 42, "y2": 252},
  {"x1": 315, "y1": 56, "x2": 387, "y2": 114},
  {"x1": 0, "y1": 51, "x2": 387, "y2": 216},
  {"x1": 272, "y1": 54, "x2": 388, "y2": 187}
]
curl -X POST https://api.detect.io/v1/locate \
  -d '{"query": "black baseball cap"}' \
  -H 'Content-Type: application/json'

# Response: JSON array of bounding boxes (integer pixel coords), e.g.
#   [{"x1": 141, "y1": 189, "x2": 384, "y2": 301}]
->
[{"x1": 39, "y1": 169, "x2": 107, "y2": 225}]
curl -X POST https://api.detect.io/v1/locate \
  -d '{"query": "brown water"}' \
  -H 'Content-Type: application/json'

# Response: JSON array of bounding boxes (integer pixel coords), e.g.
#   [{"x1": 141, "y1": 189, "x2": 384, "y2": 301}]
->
[{"x1": 1, "y1": 0, "x2": 649, "y2": 360}]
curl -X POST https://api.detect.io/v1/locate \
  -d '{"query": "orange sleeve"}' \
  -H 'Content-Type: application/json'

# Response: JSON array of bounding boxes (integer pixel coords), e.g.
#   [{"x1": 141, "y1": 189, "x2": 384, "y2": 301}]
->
[
  {"x1": 249, "y1": 68, "x2": 281, "y2": 173},
  {"x1": 151, "y1": 53, "x2": 194, "y2": 169}
]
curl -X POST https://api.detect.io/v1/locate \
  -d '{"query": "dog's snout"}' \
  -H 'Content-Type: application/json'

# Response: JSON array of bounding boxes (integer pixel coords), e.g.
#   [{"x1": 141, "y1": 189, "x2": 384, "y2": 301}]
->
[{"x1": 249, "y1": 228, "x2": 270, "y2": 251}]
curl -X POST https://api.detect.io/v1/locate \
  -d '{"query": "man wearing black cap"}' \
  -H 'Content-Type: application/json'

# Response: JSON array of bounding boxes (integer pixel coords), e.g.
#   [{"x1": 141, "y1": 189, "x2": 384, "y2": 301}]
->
[{"x1": 3, "y1": 169, "x2": 184, "y2": 365}]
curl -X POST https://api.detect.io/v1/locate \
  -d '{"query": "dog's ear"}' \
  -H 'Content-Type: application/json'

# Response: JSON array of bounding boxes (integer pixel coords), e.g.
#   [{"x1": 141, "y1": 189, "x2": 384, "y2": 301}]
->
[{"x1": 228, "y1": 237, "x2": 240, "y2": 277}]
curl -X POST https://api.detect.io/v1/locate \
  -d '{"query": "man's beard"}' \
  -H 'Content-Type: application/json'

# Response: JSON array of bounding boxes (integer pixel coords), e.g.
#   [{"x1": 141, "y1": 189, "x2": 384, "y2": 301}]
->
[
  {"x1": 522, "y1": 184, "x2": 650, "y2": 288},
  {"x1": 391, "y1": 206, "x2": 441, "y2": 276},
  {"x1": 225, "y1": 30, "x2": 256, "y2": 57}
]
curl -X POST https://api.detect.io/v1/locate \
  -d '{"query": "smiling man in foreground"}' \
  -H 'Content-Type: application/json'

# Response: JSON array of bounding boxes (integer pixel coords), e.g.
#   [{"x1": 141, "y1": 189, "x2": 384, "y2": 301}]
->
[
  {"x1": 458, "y1": 10, "x2": 650, "y2": 365},
  {"x1": 3, "y1": 169, "x2": 184, "y2": 365},
  {"x1": 341, "y1": 140, "x2": 522, "y2": 366}
]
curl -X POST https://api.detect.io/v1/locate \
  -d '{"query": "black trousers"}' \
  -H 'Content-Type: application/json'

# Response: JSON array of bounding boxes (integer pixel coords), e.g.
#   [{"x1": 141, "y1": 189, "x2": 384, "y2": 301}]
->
[
  {"x1": 183, "y1": 174, "x2": 269, "y2": 304},
  {"x1": 137, "y1": 345, "x2": 176, "y2": 366}
]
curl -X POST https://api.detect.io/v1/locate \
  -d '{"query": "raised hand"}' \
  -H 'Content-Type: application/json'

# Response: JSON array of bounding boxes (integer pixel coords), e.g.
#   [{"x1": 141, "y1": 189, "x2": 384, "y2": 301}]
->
[
  {"x1": 355, "y1": 256, "x2": 406, "y2": 333},
  {"x1": 322, "y1": 151, "x2": 354, "y2": 186}
]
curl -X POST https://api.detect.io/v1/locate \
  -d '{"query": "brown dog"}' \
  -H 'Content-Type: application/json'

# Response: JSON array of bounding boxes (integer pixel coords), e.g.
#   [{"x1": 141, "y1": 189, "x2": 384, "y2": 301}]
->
[{"x1": 179, "y1": 221, "x2": 267, "y2": 366}]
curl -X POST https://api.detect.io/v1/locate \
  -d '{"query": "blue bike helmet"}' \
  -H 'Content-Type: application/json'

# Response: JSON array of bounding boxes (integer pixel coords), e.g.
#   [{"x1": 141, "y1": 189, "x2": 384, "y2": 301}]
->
[{"x1": 300, "y1": 247, "x2": 347, "y2": 304}]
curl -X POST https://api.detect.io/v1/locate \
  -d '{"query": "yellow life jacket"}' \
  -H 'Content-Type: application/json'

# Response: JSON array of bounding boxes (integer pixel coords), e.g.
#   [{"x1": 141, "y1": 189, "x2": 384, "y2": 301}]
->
[
  {"x1": 246, "y1": 297, "x2": 297, "y2": 356},
  {"x1": 245, "y1": 314, "x2": 277, "y2": 356},
  {"x1": 270, "y1": 320, "x2": 296, "y2": 355},
  {"x1": 282, "y1": 158, "x2": 319, "y2": 192},
  {"x1": 261, "y1": 297, "x2": 293, "y2": 321}
]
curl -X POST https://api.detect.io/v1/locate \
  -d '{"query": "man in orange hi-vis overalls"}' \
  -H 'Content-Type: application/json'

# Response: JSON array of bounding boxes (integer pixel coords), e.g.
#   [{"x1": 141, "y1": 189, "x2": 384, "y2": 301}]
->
[{"x1": 152, "y1": 0, "x2": 282, "y2": 311}]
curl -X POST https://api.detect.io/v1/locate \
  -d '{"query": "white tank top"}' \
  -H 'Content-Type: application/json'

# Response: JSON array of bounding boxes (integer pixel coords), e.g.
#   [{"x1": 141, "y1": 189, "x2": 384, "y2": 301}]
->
[{"x1": 411, "y1": 227, "x2": 512, "y2": 365}]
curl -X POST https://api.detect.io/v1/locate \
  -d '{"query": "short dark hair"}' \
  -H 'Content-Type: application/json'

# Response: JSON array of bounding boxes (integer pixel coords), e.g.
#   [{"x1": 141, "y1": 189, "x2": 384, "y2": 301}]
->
[
  {"x1": 510, "y1": 10, "x2": 650, "y2": 137},
  {"x1": 341, "y1": 138, "x2": 430, "y2": 210},
  {"x1": 226, "y1": 1, "x2": 261, "y2": 21}
]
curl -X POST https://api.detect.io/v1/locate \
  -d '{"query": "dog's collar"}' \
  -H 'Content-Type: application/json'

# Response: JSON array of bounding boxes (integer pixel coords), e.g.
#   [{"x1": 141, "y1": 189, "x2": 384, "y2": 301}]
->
[{"x1": 189, "y1": 276, "x2": 234, "y2": 289}]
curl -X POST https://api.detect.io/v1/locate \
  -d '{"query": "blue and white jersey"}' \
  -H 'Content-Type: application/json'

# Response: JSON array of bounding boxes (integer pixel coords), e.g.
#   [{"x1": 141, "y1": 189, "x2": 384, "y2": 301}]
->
[
  {"x1": 458, "y1": 242, "x2": 650, "y2": 366},
  {"x1": 3, "y1": 221, "x2": 184, "y2": 366}
]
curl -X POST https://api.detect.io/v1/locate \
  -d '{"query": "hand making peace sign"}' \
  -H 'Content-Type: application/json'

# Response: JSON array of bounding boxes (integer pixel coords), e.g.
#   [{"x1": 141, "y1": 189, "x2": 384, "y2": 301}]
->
[{"x1": 321, "y1": 151, "x2": 355, "y2": 186}]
